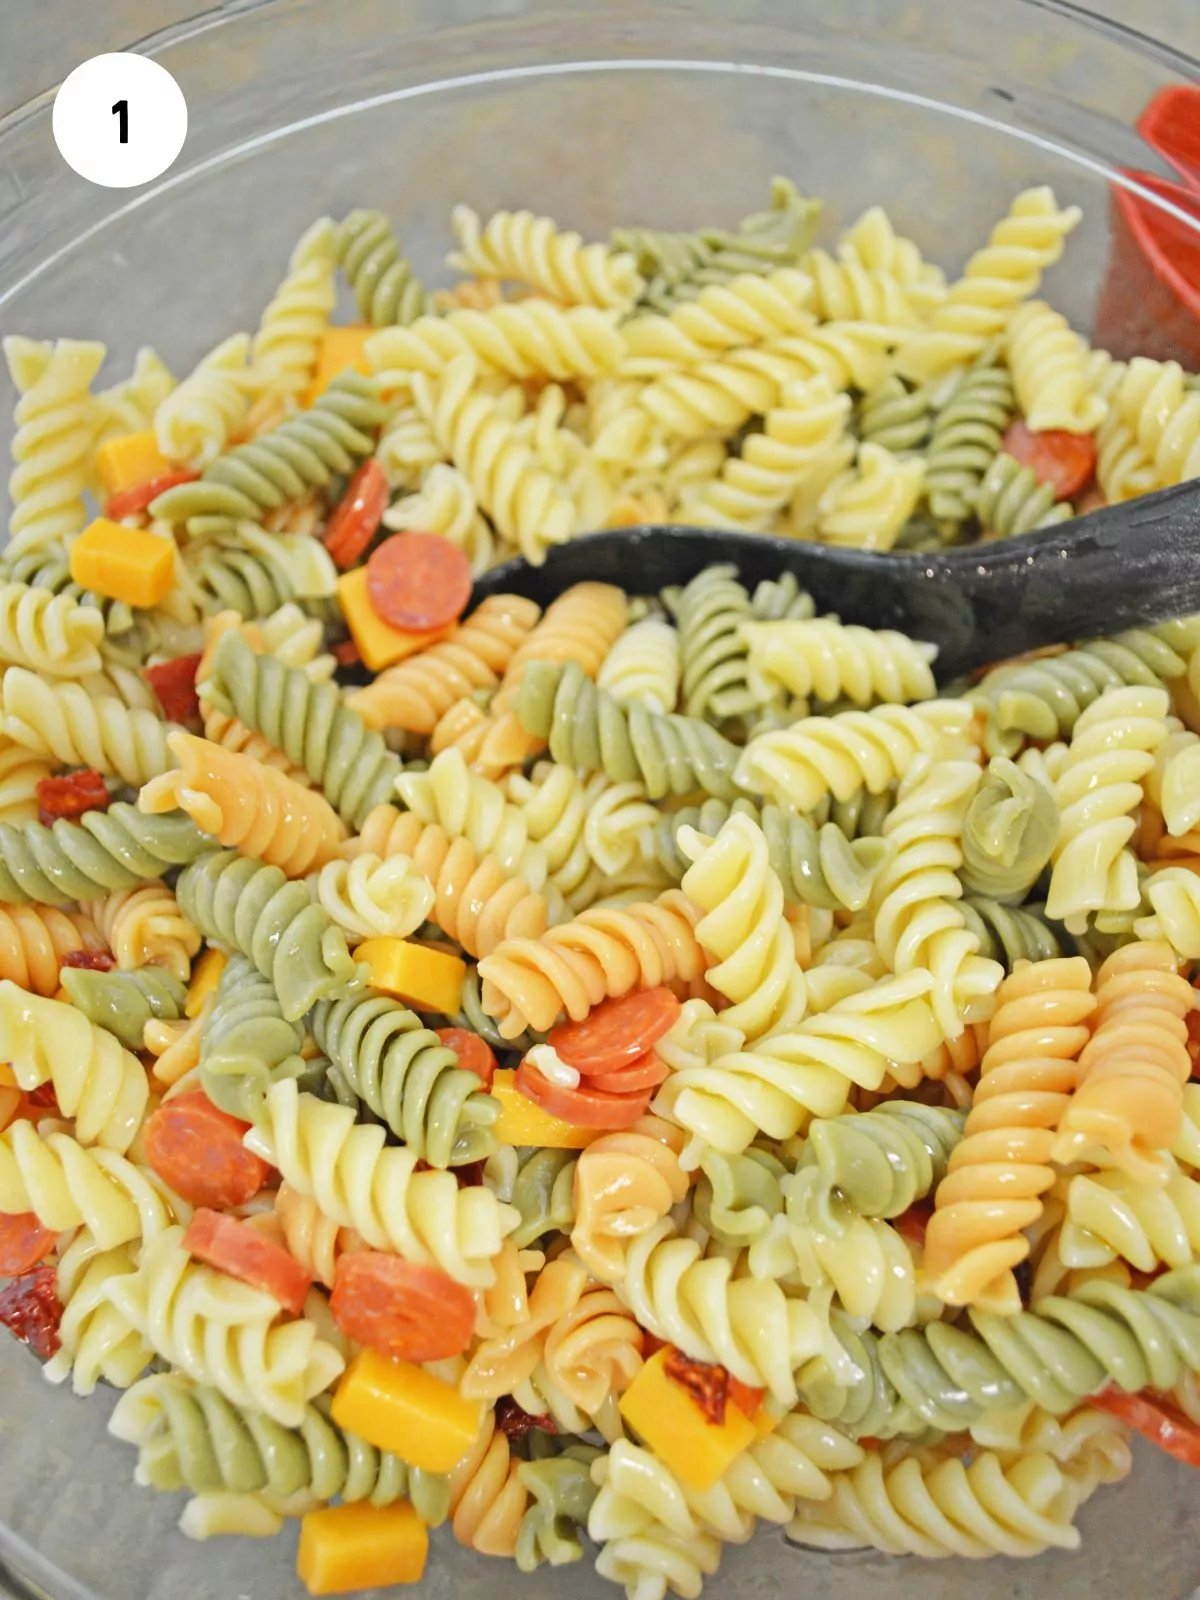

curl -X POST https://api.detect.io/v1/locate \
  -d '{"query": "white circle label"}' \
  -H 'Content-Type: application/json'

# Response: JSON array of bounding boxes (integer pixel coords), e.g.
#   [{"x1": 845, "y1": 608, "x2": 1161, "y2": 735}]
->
[{"x1": 53, "y1": 53, "x2": 187, "y2": 188}]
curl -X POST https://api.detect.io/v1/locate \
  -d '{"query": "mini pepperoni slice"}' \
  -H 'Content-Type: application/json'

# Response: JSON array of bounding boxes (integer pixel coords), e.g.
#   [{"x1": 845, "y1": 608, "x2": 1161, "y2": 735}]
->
[
  {"x1": 1002, "y1": 419, "x2": 1097, "y2": 501},
  {"x1": 585, "y1": 1048, "x2": 670, "y2": 1096},
  {"x1": 105, "y1": 471, "x2": 199, "y2": 521},
  {"x1": 515, "y1": 1060, "x2": 651, "y2": 1129},
  {"x1": 323, "y1": 458, "x2": 389, "y2": 569},
  {"x1": 0, "y1": 1211, "x2": 56, "y2": 1275},
  {"x1": 141, "y1": 1091, "x2": 269, "y2": 1210},
  {"x1": 144, "y1": 652, "x2": 204, "y2": 723},
  {"x1": 548, "y1": 988, "x2": 681, "y2": 1077},
  {"x1": 330, "y1": 1252, "x2": 475, "y2": 1361},
  {"x1": 366, "y1": 532, "x2": 472, "y2": 632},
  {"x1": 435, "y1": 1028, "x2": 498, "y2": 1089},
  {"x1": 184, "y1": 1208, "x2": 313, "y2": 1314}
]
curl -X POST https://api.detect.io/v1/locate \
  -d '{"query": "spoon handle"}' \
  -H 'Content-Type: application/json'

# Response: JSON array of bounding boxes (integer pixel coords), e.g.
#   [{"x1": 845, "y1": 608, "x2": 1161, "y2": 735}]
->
[{"x1": 471, "y1": 480, "x2": 1200, "y2": 680}]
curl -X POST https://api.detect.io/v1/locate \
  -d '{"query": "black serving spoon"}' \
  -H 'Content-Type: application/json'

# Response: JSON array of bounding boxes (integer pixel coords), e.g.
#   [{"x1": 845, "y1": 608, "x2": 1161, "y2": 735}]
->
[{"x1": 470, "y1": 480, "x2": 1200, "y2": 683}]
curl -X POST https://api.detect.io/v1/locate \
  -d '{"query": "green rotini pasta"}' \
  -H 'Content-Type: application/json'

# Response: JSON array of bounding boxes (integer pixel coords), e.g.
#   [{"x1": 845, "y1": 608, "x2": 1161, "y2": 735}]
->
[
  {"x1": 59, "y1": 966, "x2": 186, "y2": 1051},
  {"x1": 202, "y1": 629, "x2": 405, "y2": 828},
  {"x1": 310, "y1": 990, "x2": 499, "y2": 1166},
  {"x1": 795, "y1": 1100, "x2": 965, "y2": 1223},
  {"x1": 856, "y1": 375, "x2": 933, "y2": 456},
  {"x1": 516, "y1": 659, "x2": 740, "y2": 801},
  {"x1": 975, "y1": 450, "x2": 1074, "y2": 539},
  {"x1": 923, "y1": 357, "x2": 1014, "y2": 524},
  {"x1": 196, "y1": 953, "x2": 312, "y2": 1122},
  {"x1": 959, "y1": 757, "x2": 1060, "y2": 901},
  {"x1": 109, "y1": 1376, "x2": 450, "y2": 1522},
  {"x1": 176, "y1": 850, "x2": 363, "y2": 1022},
  {"x1": 960, "y1": 896, "x2": 1065, "y2": 968},
  {"x1": 649, "y1": 796, "x2": 890, "y2": 912},
  {"x1": 0, "y1": 803, "x2": 207, "y2": 907},
  {"x1": 150, "y1": 373, "x2": 387, "y2": 535},
  {"x1": 336, "y1": 208, "x2": 430, "y2": 327},
  {"x1": 799, "y1": 1268, "x2": 1200, "y2": 1440},
  {"x1": 515, "y1": 1448, "x2": 602, "y2": 1573},
  {"x1": 969, "y1": 628, "x2": 1184, "y2": 750}
]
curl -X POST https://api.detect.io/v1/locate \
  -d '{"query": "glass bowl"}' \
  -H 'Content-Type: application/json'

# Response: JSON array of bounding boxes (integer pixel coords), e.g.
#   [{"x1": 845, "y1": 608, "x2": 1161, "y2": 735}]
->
[{"x1": 2, "y1": 3, "x2": 1199, "y2": 1596}]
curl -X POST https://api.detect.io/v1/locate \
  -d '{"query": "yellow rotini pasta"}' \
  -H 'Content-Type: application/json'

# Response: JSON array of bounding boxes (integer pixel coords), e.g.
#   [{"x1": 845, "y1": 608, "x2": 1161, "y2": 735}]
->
[
  {"x1": 43, "y1": 1227, "x2": 155, "y2": 1397},
  {"x1": 155, "y1": 333, "x2": 256, "y2": 470},
  {"x1": 597, "y1": 618, "x2": 682, "y2": 715},
  {"x1": 0, "y1": 582, "x2": 104, "y2": 678},
  {"x1": 251, "y1": 217, "x2": 338, "y2": 403},
  {"x1": 1, "y1": 667, "x2": 176, "y2": 787},
  {"x1": 4, "y1": 335, "x2": 106, "y2": 563},
  {"x1": 815, "y1": 442, "x2": 926, "y2": 551},
  {"x1": 676, "y1": 813, "x2": 807, "y2": 1039},
  {"x1": 0, "y1": 982, "x2": 148, "y2": 1151},
  {"x1": 84, "y1": 880, "x2": 199, "y2": 984},
  {"x1": 0, "y1": 1119, "x2": 180, "y2": 1248},
  {"x1": 742, "y1": 615, "x2": 937, "y2": 707},
  {"x1": 681, "y1": 374, "x2": 852, "y2": 532},
  {"x1": 735, "y1": 698, "x2": 976, "y2": 812},
  {"x1": 449, "y1": 204, "x2": 644, "y2": 312},
  {"x1": 246, "y1": 1079, "x2": 518, "y2": 1282},
  {"x1": 896, "y1": 186, "x2": 1082, "y2": 380},
  {"x1": 1006, "y1": 300, "x2": 1108, "y2": 434},
  {"x1": 103, "y1": 1226, "x2": 344, "y2": 1427},
  {"x1": 1044, "y1": 685, "x2": 1170, "y2": 932},
  {"x1": 310, "y1": 852, "x2": 434, "y2": 942}
]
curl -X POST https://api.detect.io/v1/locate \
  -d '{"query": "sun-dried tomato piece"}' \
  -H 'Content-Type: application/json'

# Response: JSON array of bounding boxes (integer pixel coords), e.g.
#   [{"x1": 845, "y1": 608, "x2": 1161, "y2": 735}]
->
[
  {"x1": 726, "y1": 1375, "x2": 766, "y2": 1420},
  {"x1": 25, "y1": 1083, "x2": 61, "y2": 1110},
  {"x1": 664, "y1": 1346, "x2": 729, "y2": 1426},
  {"x1": 453, "y1": 1160, "x2": 487, "y2": 1190},
  {"x1": 893, "y1": 1200, "x2": 934, "y2": 1249},
  {"x1": 36, "y1": 768, "x2": 110, "y2": 826},
  {"x1": 332, "y1": 638, "x2": 362, "y2": 668},
  {"x1": 0, "y1": 1266, "x2": 63, "y2": 1361},
  {"x1": 60, "y1": 949, "x2": 116, "y2": 973},
  {"x1": 145, "y1": 653, "x2": 204, "y2": 723},
  {"x1": 495, "y1": 1395, "x2": 557, "y2": 1442}
]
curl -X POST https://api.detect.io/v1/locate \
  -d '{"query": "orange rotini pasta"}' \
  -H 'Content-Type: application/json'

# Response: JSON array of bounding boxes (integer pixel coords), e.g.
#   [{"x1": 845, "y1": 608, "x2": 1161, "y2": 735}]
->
[
  {"x1": 1051, "y1": 940, "x2": 1195, "y2": 1181},
  {"x1": 923, "y1": 957, "x2": 1095, "y2": 1313},
  {"x1": 346, "y1": 594, "x2": 541, "y2": 734}
]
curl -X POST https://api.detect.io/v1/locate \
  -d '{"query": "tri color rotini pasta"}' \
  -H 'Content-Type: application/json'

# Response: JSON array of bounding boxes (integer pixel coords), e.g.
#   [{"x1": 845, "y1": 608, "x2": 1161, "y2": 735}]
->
[{"x1": 2, "y1": 174, "x2": 1199, "y2": 1600}]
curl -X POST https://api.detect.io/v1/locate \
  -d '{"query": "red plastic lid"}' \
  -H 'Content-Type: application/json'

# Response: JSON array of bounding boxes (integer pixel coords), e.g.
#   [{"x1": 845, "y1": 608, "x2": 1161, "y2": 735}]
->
[{"x1": 1138, "y1": 85, "x2": 1200, "y2": 195}]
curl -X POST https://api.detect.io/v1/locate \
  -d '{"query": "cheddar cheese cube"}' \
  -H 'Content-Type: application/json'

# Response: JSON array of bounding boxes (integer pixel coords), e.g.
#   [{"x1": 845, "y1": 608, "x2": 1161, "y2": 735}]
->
[
  {"x1": 297, "y1": 1500, "x2": 428, "y2": 1595},
  {"x1": 619, "y1": 1347, "x2": 755, "y2": 1492},
  {"x1": 70, "y1": 519, "x2": 174, "y2": 608},
  {"x1": 492, "y1": 1068, "x2": 600, "y2": 1150},
  {"x1": 305, "y1": 326, "x2": 373, "y2": 406},
  {"x1": 355, "y1": 937, "x2": 464, "y2": 1015},
  {"x1": 337, "y1": 566, "x2": 451, "y2": 672},
  {"x1": 332, "y1": 1349, "x2": 481, "y2": 1473},
  {"x1": 185, "y1": 947, "x2": 226, "y2": 1018},
  {"x1": 95, "y1": 430, "x2": 172, "y2": 497},
  {"x1": 0, "y1": 1063, "x2": 16, "y2": 1089}
]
